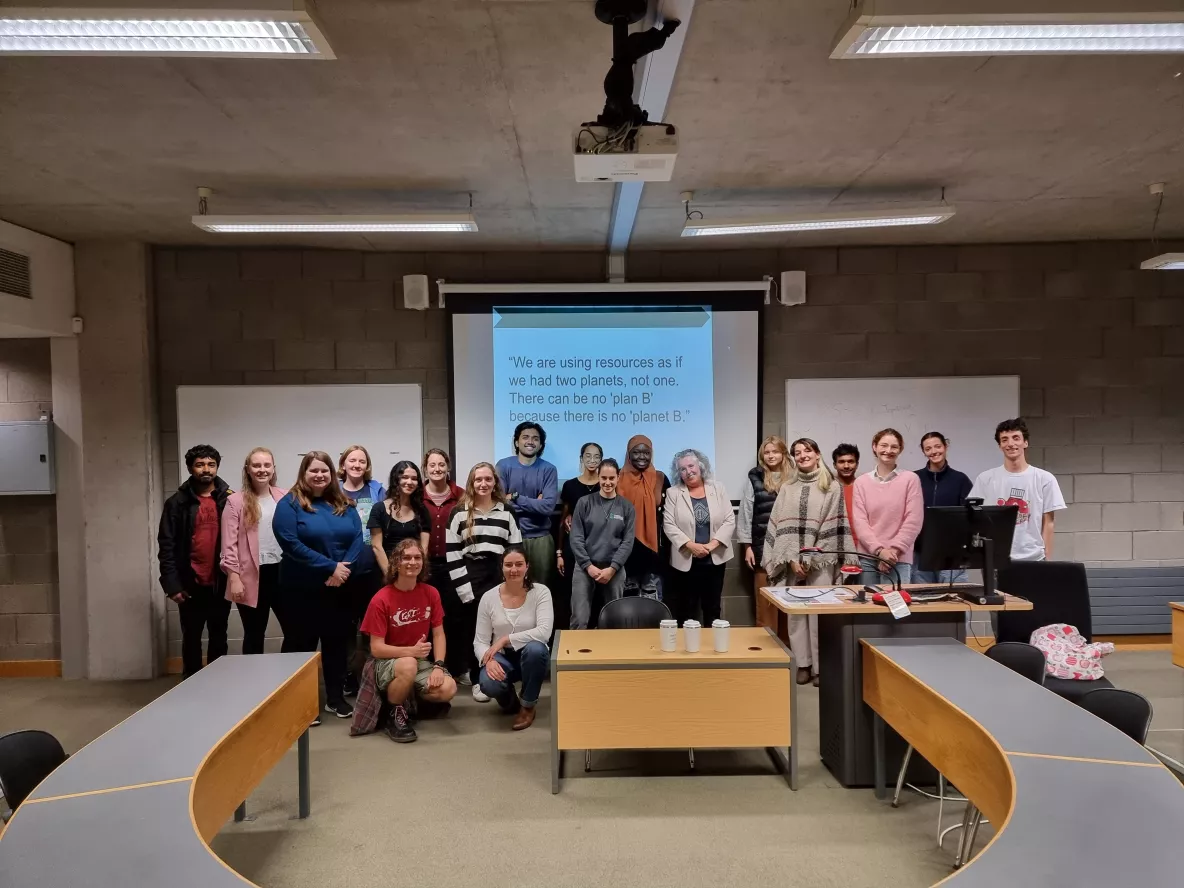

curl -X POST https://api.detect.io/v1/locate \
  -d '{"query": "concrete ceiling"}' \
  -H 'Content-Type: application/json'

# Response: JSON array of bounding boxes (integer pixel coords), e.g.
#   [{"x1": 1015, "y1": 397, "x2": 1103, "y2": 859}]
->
[{"x1": 1, "y1": 0, "x2": 1183, "y2": 250}]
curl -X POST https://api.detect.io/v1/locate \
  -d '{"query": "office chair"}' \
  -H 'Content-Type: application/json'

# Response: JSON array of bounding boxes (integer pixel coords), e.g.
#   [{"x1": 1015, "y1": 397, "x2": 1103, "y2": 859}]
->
[
  {"x1": 995, "y1": 561, "x2": 1114, "y2": 703},
  {"x1": 597, "y1": 596, "x2": 671, "y2": 629},
  {"x1": 893, "y1": 643, "x2": 1047, "y2": 863},
  {"x1": 1078, "y1": 687, "x2": 1154, "y2": 745},
  {"x1": 0, "y1": 730, "x2": 67, "y2": 820},
  {"x1": 585, "y1": 596, "x2": 687, "y2": 772}
]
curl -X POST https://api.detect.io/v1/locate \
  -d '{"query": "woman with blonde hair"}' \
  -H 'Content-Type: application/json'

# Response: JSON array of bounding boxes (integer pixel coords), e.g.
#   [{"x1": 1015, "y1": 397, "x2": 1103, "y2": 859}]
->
[
  {"x1": 736, "y1": 436, "x2": 791, "y2": 629},
  {"x1": 444, "y1": 462, "x2": 522, "y2": 700},
  {"x1": 274, "y1": 451, "x2": 366, "y2": 721},
  {"x1": 220, "y1": 447, "x2": 287, "y2": 655},
  {"x1": 763, "y1": 437, "x2": 858, "y2": 685}
]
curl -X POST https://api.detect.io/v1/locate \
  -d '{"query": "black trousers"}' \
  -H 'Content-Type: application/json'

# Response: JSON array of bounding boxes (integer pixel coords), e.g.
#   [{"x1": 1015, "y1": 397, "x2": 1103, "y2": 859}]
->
[
  {"x1": 178, "y1": 584, "x2": 231, "y2": 678},
  {"x1": 437, "y1": 555, "x2": 500, "y2": 682},
  {"x1": 236, "y1": 563, "x2": 280, "y2": 656},
  {"x1": 273, "y1": 577, "x2": 357, "y2": 708},
  {"x1": 669, "y1": 559, "x2": 726, "y2": 626}
]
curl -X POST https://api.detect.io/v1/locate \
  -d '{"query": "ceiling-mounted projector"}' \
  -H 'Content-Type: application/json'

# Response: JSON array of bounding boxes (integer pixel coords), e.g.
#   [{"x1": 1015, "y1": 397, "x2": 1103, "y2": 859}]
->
[
  {"x1": 574, "y1": 0, "x2": 680, "y2": 183},
  {"x1": 573, "y1": 124, "x2": 678, "y2": 182}
]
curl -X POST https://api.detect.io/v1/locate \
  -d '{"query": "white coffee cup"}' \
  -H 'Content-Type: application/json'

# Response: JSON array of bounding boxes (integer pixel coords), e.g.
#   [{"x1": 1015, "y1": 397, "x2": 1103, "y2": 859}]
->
[
  {"x1": 659, "y1": 619, "x2": 678, "y2": 652},
  {"x1": 683, "y1": 619, "x2": 701, "y2": 653},
  {"x1": 712, "y1": 619, "x2": 730, "y2": 652}
]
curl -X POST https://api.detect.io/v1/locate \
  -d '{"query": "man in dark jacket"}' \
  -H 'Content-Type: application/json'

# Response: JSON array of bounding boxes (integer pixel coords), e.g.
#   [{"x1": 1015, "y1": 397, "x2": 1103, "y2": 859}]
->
[
  {"x1": 913, "y1": 431, "x2": 973, "y2": 583},
  {"x1": 158, "y1": 444, "x2": 232, "y2": 678}
]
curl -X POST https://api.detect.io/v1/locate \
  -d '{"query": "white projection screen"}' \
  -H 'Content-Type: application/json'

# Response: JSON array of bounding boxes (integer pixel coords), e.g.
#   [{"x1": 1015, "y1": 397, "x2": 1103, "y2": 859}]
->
[{"x1": 446, "y1": 282, "x2": 764, "y2": 497}]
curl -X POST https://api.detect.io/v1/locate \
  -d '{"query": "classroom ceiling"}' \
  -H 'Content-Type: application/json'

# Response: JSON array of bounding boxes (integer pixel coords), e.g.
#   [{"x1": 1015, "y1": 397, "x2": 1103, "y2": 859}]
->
[{"x1": 2, "y1": 0, "x2": 1184, "y2": 251}]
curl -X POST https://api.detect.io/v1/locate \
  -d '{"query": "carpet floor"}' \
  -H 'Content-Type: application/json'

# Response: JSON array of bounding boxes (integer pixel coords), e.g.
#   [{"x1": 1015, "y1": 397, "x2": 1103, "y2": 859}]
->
[{"x1": 2, "y1": 649, "x2": 1181, "y2": 888}]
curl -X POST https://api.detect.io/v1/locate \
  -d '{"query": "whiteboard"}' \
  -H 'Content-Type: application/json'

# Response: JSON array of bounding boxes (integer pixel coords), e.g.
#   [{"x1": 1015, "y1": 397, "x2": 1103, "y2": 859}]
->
[
  {"x1": 176, "y1": 385, "x2": 423, "y2": 489},
  {"x1": 784, "y1": 377, "x2": 1019, "y2": 481}
]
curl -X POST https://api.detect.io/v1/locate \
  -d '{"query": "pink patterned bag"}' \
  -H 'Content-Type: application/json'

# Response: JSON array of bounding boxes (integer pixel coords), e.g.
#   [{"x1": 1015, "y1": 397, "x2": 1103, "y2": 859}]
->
[{"x1": 1030, "y1": 623, "x2": 1115, "y2": 681}]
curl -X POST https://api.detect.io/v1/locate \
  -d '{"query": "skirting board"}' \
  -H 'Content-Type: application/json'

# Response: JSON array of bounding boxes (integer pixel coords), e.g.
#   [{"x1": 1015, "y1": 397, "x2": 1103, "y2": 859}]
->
[{"x1": 0, "y1": 659, "x2": 62, "y2": 677}]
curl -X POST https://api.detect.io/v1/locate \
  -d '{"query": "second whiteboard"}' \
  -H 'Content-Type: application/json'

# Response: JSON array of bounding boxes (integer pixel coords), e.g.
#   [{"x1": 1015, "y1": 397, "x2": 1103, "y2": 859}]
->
[
  {"x1": 784, "y1": 376, "x2": 1019, "y2": 481},
  {"x1": 176, "y1": 384, "x2": 423, "y2": 489}
]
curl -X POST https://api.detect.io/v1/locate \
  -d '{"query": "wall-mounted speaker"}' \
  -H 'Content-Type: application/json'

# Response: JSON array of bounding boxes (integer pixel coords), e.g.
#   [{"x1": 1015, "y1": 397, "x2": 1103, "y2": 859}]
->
[
  {"x1": 403, "y1": 274, "x2": 430, "y2": 310},
  {"x1": 779, "y1": 270, "x2": 806, "y2": 306}
]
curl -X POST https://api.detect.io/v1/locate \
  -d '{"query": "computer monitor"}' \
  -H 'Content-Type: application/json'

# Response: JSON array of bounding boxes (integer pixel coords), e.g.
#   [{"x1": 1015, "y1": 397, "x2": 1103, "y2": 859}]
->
[{"x1": 916, "y1": 500, "x2": 1018, "y2": 596}]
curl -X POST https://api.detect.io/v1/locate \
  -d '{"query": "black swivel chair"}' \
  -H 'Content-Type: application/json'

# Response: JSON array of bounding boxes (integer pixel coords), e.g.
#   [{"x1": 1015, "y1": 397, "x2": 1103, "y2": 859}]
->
[
  {"x1": 0, "y1": 730, "x2": 67, "y2": 820},
  {"x1": 597, "y1": 596, "x2": 671, "y2": 629},
  {"x1": 995, "y1": 561, "x2": 1115, "y2": 703},
  {"x1": 1078, "y1": 687, "x2": 1154, "y2": 745},
  {"x1": 584, "y1": 596, "x2": 685, "y2": 771}
]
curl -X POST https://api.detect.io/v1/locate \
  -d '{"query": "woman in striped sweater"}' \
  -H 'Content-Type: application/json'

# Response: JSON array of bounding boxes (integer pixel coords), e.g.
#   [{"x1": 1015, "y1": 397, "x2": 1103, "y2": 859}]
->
[{"x1": 446, "y1": 462, "x2": 522, "y2": 701}]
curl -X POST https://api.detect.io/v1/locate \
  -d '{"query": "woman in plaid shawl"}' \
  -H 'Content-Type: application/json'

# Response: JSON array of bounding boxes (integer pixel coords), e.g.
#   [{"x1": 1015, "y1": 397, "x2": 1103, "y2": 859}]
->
[{"x1": 762, "y1": 438, "x2": 858, "y2": 685}]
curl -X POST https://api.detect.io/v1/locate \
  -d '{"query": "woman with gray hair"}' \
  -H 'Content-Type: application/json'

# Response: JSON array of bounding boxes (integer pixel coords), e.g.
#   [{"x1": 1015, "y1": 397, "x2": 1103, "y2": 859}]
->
[{"x1": 662, "y1": 448, "x2": 735, "y2": 625}]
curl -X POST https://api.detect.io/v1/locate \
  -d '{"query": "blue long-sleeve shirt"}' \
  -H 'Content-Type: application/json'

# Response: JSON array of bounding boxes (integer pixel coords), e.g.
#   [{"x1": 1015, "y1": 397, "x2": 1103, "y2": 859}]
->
[
  {"x1": 273, "y1": 492, "x2": 365, "y2": 587},
  {"x1": 495, "y1": 456, "x2": 558, "y2": 539}
]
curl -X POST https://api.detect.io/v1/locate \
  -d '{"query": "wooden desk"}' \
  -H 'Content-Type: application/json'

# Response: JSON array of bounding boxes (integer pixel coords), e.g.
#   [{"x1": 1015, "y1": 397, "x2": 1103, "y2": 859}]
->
[
  {"x1": 0, "y1": 653, "x2": 319, "y2": 888},
  {"x1": 550, "y1": 627, "x2": 796, "y2": 793},
  {"x1": 1172, "y1": 602, "x2": 1184, "y2": 669},
  {"x1": 863, "y1": 638, "x2": 1184, "y2": 885},
  {"x1": 759, "y1": 585, "x2": 1032, "y2": 788}
]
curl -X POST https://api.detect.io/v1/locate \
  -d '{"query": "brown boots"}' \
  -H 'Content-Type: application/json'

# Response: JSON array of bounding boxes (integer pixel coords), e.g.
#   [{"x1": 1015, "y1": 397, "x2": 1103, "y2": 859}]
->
[{"x1": 512, "y1": 705, "x2": 536, "y2": 731}]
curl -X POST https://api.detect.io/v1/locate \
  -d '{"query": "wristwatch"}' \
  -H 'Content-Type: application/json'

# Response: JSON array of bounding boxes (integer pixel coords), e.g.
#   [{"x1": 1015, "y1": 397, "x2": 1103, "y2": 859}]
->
[{"x1": 432, "y1": 659, "x2": 446, "y2": 669}]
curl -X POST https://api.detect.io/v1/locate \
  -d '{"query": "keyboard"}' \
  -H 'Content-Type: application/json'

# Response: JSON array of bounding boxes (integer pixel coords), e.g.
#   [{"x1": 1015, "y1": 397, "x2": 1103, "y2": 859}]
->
[{"x1": 907, "y1": 584, "x2": 984, "y2": 601}]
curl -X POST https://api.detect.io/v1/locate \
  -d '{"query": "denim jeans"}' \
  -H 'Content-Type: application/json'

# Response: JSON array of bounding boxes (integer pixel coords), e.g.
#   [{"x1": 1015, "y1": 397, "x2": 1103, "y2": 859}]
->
[
  {"x1": 478, "y1": 640, "x2": 549, "y2": 709},
  {"x1": 912, "y1": 568, "x2": 968, "y2": 585},
  {"x1": 571, "y1": 567, "x2": 626, "y2": 629},
  {"x1": 860, "y1": 562, "x2": 912, "y2": 587}
]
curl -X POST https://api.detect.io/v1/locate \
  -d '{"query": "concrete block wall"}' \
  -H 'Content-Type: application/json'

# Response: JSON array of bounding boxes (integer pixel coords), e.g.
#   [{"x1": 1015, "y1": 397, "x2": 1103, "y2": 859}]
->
[
  {"x1": 154, "y1": 243, "x2": 1184, "y2": 633},
  {"x1": 0, "y1": 338, "x2": 59, "y2": 659}
]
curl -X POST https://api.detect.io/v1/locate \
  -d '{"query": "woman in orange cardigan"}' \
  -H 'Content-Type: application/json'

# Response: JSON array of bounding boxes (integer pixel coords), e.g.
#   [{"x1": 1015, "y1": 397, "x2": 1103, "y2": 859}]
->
[{"x1": 221, "y1": 447, "x2": 288, "y2": 655}]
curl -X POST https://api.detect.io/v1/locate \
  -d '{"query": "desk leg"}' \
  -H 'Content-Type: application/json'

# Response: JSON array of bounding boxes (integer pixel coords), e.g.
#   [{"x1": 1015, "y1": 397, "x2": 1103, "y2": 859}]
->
[
  {"x1": 550, "y1": 647, "x2": 561, "y2": 794},
  {"x1": 298, "y1": 729, "x2": 311, "y2": 818},
  {"x1": 872, "y1": 712, "x2": 886, "y2": 800}
]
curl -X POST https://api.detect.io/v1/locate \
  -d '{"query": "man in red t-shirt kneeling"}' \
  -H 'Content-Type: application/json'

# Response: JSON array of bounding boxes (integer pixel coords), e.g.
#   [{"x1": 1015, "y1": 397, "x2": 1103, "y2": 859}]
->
[{"x1": 360, "y1": 538, "x2": 457, "y2": 743}]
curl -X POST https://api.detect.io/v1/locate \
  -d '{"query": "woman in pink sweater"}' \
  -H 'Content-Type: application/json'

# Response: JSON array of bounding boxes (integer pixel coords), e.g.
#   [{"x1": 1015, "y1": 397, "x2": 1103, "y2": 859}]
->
[
  {"x1": 851, "y1": 428, "x2": 924, "y2": 586},
  {"x1": 221, "y1": 447, "x2": 288, "y2": 655}
]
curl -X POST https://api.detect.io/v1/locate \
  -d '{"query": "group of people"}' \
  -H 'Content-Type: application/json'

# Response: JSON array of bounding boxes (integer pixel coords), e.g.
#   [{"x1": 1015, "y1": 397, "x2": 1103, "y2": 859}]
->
[
  {"x1": 738, "y1": 416, "x2": 1065, "y2": 685},
  {"x1": 157, "y1": 414, "x2": 1064, "y2": 738}
]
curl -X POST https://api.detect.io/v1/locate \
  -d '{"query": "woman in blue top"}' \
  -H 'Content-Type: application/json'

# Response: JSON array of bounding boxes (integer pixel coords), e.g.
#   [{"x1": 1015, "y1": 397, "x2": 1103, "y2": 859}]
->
[{"x1": 274, "y1": 450, "x2": 366, "y2": 722}]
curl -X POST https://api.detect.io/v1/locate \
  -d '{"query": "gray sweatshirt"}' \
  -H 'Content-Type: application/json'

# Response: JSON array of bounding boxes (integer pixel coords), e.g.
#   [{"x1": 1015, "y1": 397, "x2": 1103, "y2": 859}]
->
[{"x1": 571, "y1": 494, "x2": 635, "y2": 571}]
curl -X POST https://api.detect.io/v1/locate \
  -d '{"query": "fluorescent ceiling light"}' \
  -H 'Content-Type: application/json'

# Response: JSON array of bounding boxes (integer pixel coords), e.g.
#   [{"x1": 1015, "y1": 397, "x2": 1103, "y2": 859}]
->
[
  {"x1": 192, "y1": 214, "x2": 478, "y2": 234},
  {"x1": 1140, "y1": 252, "x2": 1184, "y2": 270},
  {"x1": 832, "y1": 2, "x2": 1184, "y2": 57},
  {"x1": 0, "y1": 6, "x2": 334, "y2": 57},
  {"x1": 681, "y1": 206, "x2": 955, "y2": 238}
]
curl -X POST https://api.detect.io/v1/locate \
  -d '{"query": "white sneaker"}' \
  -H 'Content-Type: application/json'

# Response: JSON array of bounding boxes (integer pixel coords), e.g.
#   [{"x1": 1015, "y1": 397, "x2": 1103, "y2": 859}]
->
[{"x1": 472, "y1": 684, "x2": 491, "y2": 703}]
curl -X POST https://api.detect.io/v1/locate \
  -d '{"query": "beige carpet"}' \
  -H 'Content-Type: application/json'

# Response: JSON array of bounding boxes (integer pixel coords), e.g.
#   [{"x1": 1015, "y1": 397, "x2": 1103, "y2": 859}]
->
[{"x1": 3, "y1": 650, "x2": 1181, "y2": 888}]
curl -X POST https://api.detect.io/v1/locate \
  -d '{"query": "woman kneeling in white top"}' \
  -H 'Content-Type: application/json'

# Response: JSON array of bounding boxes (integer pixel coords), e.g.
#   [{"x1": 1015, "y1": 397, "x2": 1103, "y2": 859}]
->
[{"x1": 474, "y1": 545, "x2": 553, "y2": 731}]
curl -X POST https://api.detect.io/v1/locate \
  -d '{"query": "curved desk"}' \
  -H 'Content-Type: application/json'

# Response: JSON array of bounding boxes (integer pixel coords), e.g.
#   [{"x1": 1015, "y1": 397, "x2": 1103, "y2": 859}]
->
[
  {"x1": 0, "y1": 652, "x2": 319, "y2": 887},
  {"x1": 863, "y1": 638, "x2": 1184, "y2": 886}
]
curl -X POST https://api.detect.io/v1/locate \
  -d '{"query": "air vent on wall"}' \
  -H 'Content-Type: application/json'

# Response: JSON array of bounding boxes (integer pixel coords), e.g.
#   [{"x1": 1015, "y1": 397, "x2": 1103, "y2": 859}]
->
[{"x1": 0, "y1": 247, "x2": 31, "y2": 299}]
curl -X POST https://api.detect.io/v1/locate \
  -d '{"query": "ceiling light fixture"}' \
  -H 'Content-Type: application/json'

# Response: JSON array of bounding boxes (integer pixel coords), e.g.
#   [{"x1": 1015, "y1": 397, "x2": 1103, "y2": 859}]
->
[
  {"x1": 832, "y1": 1, "x2": 1184, "y2": 58},
  {"x1": 0, "y1": 4, "x2": 333, "y2": 57},
  {"x1": 680, "y1": 205, "x2": 955, "y2": 238},
  {"x1": 1140, "y1": 253, "x2": 1184, "y2": 270},
  {"x1": 191, "y1": 214, "x2": 479, "y2": 234}
]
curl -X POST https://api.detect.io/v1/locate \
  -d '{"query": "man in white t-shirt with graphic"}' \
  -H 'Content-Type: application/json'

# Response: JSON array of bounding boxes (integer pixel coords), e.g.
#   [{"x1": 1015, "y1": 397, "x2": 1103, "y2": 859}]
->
[{"x1": 970, "y1": 417, "x2": 1067, "y2": 562}]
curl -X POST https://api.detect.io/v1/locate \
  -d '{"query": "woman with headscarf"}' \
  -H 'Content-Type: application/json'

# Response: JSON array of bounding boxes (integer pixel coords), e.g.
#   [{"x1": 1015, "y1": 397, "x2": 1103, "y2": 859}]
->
[{"x1": 618, "y1": 435, "x2": 671, "y2": 601}]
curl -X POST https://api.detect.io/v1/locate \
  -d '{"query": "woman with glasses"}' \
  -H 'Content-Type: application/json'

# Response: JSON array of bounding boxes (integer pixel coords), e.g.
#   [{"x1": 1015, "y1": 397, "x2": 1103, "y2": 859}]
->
[{"x1": 663, "y1": 449, "x2": 735, "y2": 626}]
